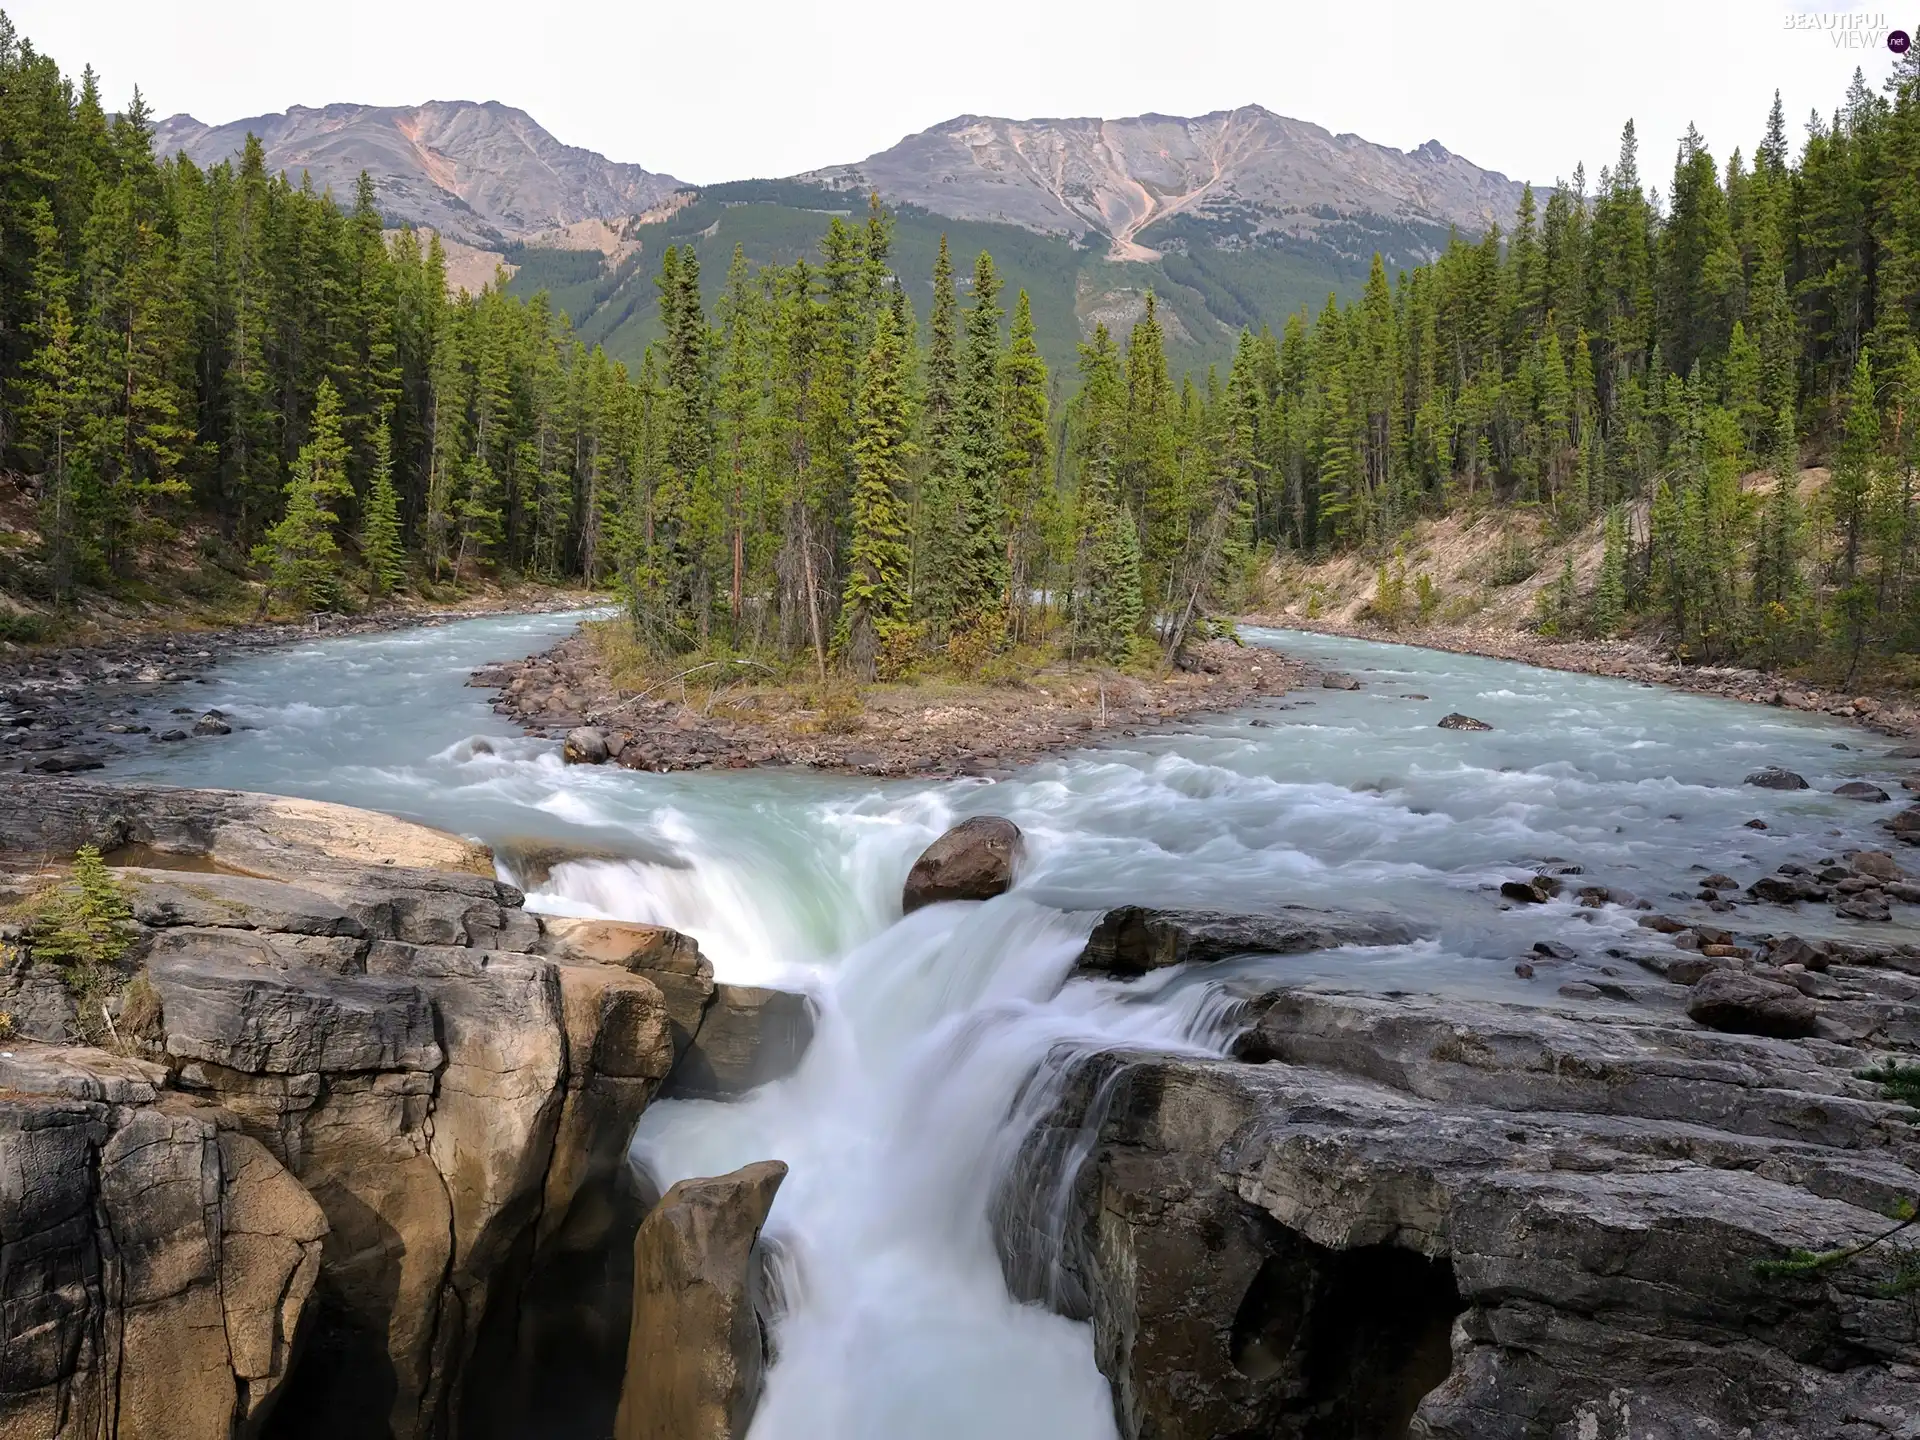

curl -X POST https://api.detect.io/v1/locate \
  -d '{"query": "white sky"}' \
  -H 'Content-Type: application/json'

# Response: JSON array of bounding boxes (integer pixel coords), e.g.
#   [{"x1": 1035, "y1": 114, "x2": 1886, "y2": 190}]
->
[{"x1": 10, "y1": 0, "x2": 1904, "y2": 189}]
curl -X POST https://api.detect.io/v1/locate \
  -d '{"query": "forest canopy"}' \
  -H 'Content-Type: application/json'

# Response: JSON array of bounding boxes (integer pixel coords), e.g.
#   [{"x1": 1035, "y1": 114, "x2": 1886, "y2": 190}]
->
[{"x1": 1, "y1": 9, "x2": 1917, "y2": 681}]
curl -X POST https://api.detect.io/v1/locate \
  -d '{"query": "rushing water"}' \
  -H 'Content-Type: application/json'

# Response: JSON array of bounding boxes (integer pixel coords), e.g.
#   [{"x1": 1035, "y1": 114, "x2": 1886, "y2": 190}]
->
[{"x1": 105, "y1": 613, "x2": 1912, "y2": 1439}]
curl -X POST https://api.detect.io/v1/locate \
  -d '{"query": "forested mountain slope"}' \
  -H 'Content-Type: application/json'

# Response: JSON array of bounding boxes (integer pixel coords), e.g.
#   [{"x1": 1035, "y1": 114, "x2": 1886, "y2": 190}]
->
[{"x1": 151, "y1": 96, "x2": 1530, "y2": 373}]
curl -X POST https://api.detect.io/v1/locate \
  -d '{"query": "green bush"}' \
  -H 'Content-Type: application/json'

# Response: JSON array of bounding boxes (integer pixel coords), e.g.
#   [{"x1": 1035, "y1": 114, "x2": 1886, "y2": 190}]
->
[{"x1": 30, "y1": 845, "x2": 136, "y2": 973}]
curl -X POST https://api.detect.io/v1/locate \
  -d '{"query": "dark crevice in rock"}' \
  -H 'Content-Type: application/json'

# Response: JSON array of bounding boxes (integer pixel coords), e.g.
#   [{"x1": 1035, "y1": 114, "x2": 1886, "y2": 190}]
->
[{"x1": 1225, "y1": 1227, "x2": 1461, "y2": 1438}]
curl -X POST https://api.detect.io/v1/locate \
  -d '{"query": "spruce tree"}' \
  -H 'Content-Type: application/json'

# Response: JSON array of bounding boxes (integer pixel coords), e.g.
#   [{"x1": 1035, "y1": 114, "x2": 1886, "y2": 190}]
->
[
  {"x1": 951, "y1": 250, "x2": 1008, "y2": 625},
  {"x1": 1000, "y1": 289, "x2": 1050, "y2": 637},
  {"x1": 842, "y1": 307, "x2": 913, "y2": 679},
  {"x1": 360, "y1": 417, "x2": 405, "y2": 602}
]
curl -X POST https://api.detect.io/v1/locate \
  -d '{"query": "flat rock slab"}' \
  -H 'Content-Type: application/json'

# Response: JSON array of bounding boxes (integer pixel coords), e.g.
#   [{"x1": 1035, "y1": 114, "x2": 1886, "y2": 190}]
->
[{"x1": 1077, "y1": 905, "x2": 1419, "y2": 977}]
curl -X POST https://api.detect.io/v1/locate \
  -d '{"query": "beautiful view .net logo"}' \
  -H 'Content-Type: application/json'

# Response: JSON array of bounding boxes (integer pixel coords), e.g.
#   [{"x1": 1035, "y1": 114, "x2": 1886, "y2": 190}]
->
[{"x1": 1781, "y1": 8, "x2": 1912, "y2": 47}]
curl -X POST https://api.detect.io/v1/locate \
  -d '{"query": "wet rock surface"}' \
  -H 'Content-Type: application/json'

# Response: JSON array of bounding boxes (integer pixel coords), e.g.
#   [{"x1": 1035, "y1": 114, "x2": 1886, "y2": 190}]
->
[
  {"x1": 1076, "y1": 905, "x2": 1418, "y2": 977},
  {"x1": 997, "y1": 970, "x2": 1920, "y2": 1440},
  {"x1": 902, "y1": 815, "x2": 1023, "y2": 913},
  {"x1": 0, "y1": 778, "x2": 809, "y2": 1440}
]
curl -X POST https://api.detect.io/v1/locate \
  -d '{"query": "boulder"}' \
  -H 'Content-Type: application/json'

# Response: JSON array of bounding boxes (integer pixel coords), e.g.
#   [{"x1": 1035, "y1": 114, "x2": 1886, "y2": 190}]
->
[
  {"x1": 1686, "y1": 968, "x2": 1819, "y2": 1038},
  {"x1": 1320, "y1": 672, "x2": 1361, "y2": 691},
  {"x1": 1887, "y1": 803, "x2": 1920, "y2": 842},
  {"x1": 1744, "y1": 766, "x2": 1809, "y2": 790},
  {"x1": 901, "y1": 815, "x2": 1022, "y2": 912},
  {"x1": 192, "y1": 711, "x2": 232, "y2": 736},
  {"x1": 614, "y1": 1161, "x2": 788, "y2": 1440},
  {"x1": 0, "y1": 779, "x2": 708, "y2": 1440},
  {"x1": 1834, "y1": 780, "x2": 1891, "y2": 802},
  {"x1": 1077, "y1": 906, "x2": 1417, "y2": 978},
  {"x1": 1850, "y1": 850, "x2": 1904, "y2": 882},
  {"x1": 563, "y1": 727, "x2": 611, "y2": 765},
  {"x1": 540, "y1": 915, "x2": 714, "y2": 1056},
  {"x1": 663, "y1": 985, "x2": 816, "y2": 1100},
  {"x1": 1437, "y1": 713, "x2": 1492, "y2": 731}
]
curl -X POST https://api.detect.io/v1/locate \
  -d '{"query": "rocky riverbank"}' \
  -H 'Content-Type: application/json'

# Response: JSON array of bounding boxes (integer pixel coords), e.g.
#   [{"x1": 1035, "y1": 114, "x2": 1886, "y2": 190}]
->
[
  {"x1": 0, "y1": 777, "x2": 805, "y2": 1440},
  {"x1": 0, "y1": 591, "x2": 603, "y2": 776},
  {"x1": 469, "y1": 630, "x2": 1306, "y2": 778},
  {"x1": 1252, "y1": 613, "x2": 1920, "y2": 738},
  {"x1": 996, "y1": 903, "x2": 1920, "y2": 1439}
]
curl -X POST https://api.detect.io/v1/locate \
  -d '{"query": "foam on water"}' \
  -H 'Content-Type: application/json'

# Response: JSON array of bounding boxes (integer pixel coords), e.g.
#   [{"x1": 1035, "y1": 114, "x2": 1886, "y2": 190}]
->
[{"x1": 106, "y1": 613, "x2": 1915, "y2": 1438}]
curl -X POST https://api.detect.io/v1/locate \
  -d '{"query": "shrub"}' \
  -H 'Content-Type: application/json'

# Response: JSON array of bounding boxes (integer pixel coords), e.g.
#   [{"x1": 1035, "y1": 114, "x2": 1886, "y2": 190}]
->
[
  {"x1": 1414, "y1": 572, "x2": 1440, "y2": 621},
  {"x1": 1487, "y1": 537, "x2": 1539, "y2": 587},
  {"x1": 29, "y1": 846, "x2": 135, "y2": 971}
]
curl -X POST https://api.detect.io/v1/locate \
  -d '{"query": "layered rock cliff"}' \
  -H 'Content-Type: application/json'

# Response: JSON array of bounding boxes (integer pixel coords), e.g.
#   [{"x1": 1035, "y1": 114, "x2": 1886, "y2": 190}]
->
[{"x1": 0, "y1": 779, "x2": 810, "y2": 1440}]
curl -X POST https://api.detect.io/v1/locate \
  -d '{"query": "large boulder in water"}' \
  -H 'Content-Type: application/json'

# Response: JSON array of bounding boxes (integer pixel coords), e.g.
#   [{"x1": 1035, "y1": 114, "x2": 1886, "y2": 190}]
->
[
  {"x1": 901, "y1": 816, "x2": 1022, "y2": 912},
  {"x1": 1744, "y1": 765, "x2": 1809, "y2": 790},
  {"x1": 1437, "y1": 713, "x2": 1492, "y2": 731},
  {"x1": 615, "y1": 1161, "x2": 787, "y2": 1440},
  {"x1": 1077, "y1": 906, "x2": 1418, "y2": 978},
  {"x1": 564, "y1": 726, "x2": 612, "y2": 765}
]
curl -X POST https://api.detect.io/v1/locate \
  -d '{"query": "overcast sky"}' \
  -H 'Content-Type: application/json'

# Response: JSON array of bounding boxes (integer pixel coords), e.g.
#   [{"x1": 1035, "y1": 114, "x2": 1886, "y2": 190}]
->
[{"x1": 6, "y1": 0, "x2": 1904, "y2": 188}]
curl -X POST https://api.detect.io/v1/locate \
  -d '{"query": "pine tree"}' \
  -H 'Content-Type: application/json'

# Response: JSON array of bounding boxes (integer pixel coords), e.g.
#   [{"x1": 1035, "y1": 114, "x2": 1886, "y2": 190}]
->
[
  {"x1": 11, "y1": 200, "x2": 89, "y2": 598},
  {"x1": 1000, "y1": 289, "x2": 1051, "y2": 639},
  {"x1": 1593, "y1": 504, "x2": 1629, "y2": 635},
  {"x1": 915, "y1": 236, "x2": 964, "y2": 635},
  {"x1": 841, "y1": 307, "x2": 913, "y2": 679},
  {"x1": 951, "y1": 250, "x2": 1008, "y2": 625},
  {"x1": 360, "y1": 417, "x2": 405, "y2": 601}
]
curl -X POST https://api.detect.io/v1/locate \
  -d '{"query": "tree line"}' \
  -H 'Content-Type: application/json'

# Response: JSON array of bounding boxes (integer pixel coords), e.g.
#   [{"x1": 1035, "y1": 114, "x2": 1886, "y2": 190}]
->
[{"x1": 2, "y1": 5, "x2": 1917, "y2": 681}]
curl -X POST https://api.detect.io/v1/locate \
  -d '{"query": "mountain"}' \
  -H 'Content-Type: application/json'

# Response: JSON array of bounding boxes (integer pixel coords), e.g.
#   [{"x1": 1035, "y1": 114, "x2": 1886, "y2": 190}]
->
[
  {"x1": 152, "y1": 99, "x2": 1532, "y2": 372},
  {"x1": 799, "y1": 107, "x2": 1528, "y2": 263},
  {"x1": 151, "y1": 101, "x2": 685, "y2": 248}
]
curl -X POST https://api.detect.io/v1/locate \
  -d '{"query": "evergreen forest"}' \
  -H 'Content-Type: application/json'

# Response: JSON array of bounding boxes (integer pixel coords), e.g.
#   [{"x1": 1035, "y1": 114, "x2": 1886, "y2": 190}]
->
[{"x1": 2, "y1": 9, "x2": 1918, "y2": 684}]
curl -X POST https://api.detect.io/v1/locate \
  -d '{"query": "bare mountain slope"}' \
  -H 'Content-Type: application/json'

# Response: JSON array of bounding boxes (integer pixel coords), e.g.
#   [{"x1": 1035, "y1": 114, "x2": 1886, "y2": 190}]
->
[
  {"x1": 152, "y1": 102, "x2": 685, "y2": 248},
  {"x1": 800, "y1": 106, "x2": 1527, "y2": 260}
]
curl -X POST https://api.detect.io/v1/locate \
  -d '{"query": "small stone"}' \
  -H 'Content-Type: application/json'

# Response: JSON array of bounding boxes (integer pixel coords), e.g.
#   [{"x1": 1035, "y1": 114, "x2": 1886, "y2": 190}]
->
[
  {"x1": 1744, "y1": 818, "x2": 1769, "y2": 830},
  {"x1": 1501, "y1": 879, "x2": 1549, "y2": 904},
  {"x1": 1438, "y1": 713, "x2": 1493, "y2": 731},
  {"x1": 1557, "y1": 982, "x2": 1603, "y2": 1000},
  {"x1": 1532, "y1": 940, "x2": 1576, "y2": 960},
  {"x1": 192, "y1": 712, "x2": 231, "y2": 736},
  {"x1": 154, "y1": 729, "x2": 189, "y2": 743},
  {"x1": 1702, "y1": 874, "x2": 1736, "y2": 890},
  {"x1": 1513, "y1": 961, "x2": 1535, "y2": 979}
]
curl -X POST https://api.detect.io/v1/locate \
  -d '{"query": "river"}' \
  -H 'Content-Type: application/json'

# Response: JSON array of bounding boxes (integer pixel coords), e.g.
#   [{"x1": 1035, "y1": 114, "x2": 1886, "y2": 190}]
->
[{"x1": 102, "y1": 611, "x2": 1909, "y2": 1439}]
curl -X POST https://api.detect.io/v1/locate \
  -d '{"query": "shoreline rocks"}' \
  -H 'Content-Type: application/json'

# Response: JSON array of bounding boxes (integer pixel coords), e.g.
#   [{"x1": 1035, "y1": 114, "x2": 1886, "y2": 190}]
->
[{"x1": 472, "y1": 631, "x2": 1303, "y2": 779}]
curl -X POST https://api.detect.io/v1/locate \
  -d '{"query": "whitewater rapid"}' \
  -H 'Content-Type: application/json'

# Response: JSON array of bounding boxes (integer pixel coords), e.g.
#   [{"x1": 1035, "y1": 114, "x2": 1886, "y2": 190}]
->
[{"x1": 105, "y1": 612, "x2": 1913, "y2": 1439}]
